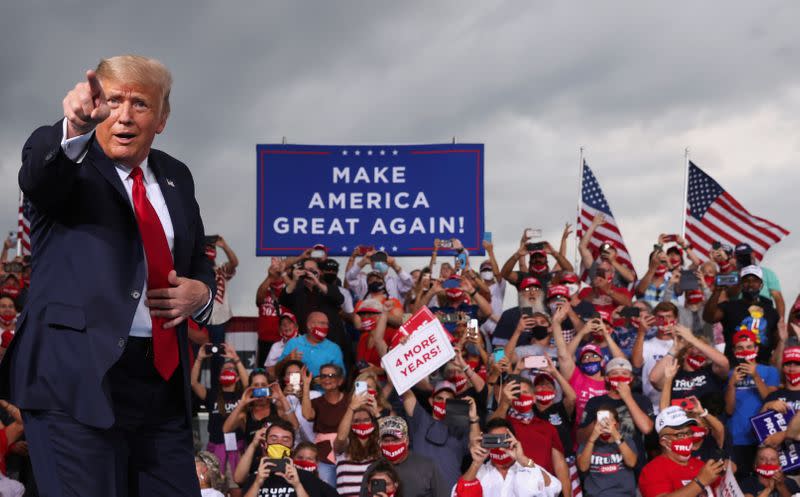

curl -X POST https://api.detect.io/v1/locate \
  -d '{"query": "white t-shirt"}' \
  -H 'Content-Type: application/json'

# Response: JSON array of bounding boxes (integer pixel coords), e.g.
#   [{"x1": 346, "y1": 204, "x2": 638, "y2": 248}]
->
[
  {"x1": 451, "y1": 462, "x2": 561, "y2": 497},
  {"x1": 642, "y1": 337, "x2": 674, "y2": 414},
  {"x1": 481, "y1": 280, "x2": 507, "y2": 335},
  {"x1": 265, "y1": 340, "x2": 287, "y2": 367},
  {"x1": 201, "y1": 488, "x2": 225, "y2": 497}
]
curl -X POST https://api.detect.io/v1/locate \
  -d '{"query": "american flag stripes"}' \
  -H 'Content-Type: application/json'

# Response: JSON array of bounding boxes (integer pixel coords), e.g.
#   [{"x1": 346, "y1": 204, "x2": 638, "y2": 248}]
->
[
  {"x1": 577, "y1": 161, "x2": 636, "y2": 273},
  {"x1": 17, "y1": 191, "x2": 31, "y2": 256},
  {"x1": 684, "y1": 161, "x2": 789, "y2": 261}
]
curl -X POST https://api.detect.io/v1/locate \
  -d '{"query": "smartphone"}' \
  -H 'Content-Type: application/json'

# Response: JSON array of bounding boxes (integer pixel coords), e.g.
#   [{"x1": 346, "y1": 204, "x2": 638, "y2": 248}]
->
[
  {"x1": 483, "y1": 232, "x2": 492, "y2": 243},
  {"x1": 467, "y1": 319, "x2": 479, "y2": 337},
  {"x1": 715, "y1": 273, "x2": 740, "y2": 287},
  {"x1": 619, "y1": 307, "x2": 640, "y2": 318},
  {"x1": 252, "y1": 387, "x2": 270, "y2": 398},
  {"x1": 492, "y1": 349, "x2": 506, "y2": 363},
  {"x1": 438, "y1": 239, "x2": 454, "y2": 248},
  {"x1": 369, "y1": 479, "x2": 387, "y2": 495},
  {"x1": 289, "y1": 372, "x2": 301, "y2": 388},
  {"x1": 310, "y1": 249, "x2": 326, "y2": 259},
  {"x1": 204, "y1": 343, "x2": 223, "y2": 355},
  {"x1": 442, "y1": 278, "x2": 461, "y2": 289},
  {"x1": 597, "y1": 410, "x2": 611, "y2": 423},
  {"x1": 524, "y1": 355, "x2": 548, "y2": 370},
  {"x1": 525, "y1": 228, "x2": 542, "y2": 240},
  {"x1": 267, "y1": 458, "x2": 286, "y2": 474},
  {"x1": 671, "y1": 398, "x2": 696, "y2": 411},
  {"x1": 357, "y1": 245, "x2": 374, "y2": 256},
  {"x1": 678, "y1": 270, "x2": 700, "y2": 292},
  {"x1": 520, "y1": 307, "x2": 533, "y2": 317},
  {"x1": 204, "y1": 235, "x2": 219, "y2": 245},
  {"x1": 355, "y1": 381, "x2": 368, "y2": 396},
  {"x1": 481, "y1": 433, "x2": 511, "y2": 449},
  {"x1": 662, "y1": 234, "x2": 679, "y2": 243},
  {"x1": 444, "y1": 399, "x2": 470, "y2": 423}
]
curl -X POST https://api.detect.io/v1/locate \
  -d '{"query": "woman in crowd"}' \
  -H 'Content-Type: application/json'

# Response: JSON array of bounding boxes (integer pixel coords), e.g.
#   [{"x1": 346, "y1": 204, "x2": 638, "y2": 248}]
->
[
  {"x1": 333, "y1": 391, "x2": 381, "y2": 497},
  {"x1": 359, "y1": 460, "x2": 403, "y2": 497},
  {"x1": 223, "y1": 368, "x2": 298, "y2": 447},
  {"x1": 191, "y1": 344, "x2": 250, "y2": 482},
  {"x1": 195, "y1": 451, "x2": 227, "y2": 497},
  {"x1": 576, "y1": 406, "x2": 637, "y2": 497}
]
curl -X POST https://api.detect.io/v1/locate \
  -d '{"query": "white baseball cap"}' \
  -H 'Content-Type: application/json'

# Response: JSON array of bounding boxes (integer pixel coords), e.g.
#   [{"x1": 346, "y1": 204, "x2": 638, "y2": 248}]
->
[
  {"x1": 655, "y1": 406, "x2": 697, "y2": 434},
  {"x1": 740, "y1": 265, "x2": 763, "y2": 280}
]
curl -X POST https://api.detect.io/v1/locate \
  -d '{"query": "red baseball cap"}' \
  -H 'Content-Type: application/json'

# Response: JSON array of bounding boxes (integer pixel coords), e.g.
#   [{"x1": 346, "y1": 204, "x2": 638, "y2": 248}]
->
[
  {"x1": 519, "y1": 277, "x2": 541, "y2": 290},
  {"x1": 278, "y1": 306, "x2": 297, "y2": 324},
  {"x1": 733, "y1": 330, "x2": 757, "y2": 345},
  {"x1": 784, "y1": 347, "x2": 800, "y2": 364},
  {"x1": 560, "y1": 272, "x2": 580, "y2": 284},
  {"x1": 455, "y1": 479, "x2": 482, "y2": 497},
  {"x1": 547, "y1": 285, "x2": 569, "y2": 299},
  {"x1": 445, "y1": 288, "x2": 465, "y2": 300},
  {"x1": 596, "y1": 309, "x2": 612, "y2": 323},
  {"x1": 579, "y1": 344, "x2": 603, "y2": 360}
]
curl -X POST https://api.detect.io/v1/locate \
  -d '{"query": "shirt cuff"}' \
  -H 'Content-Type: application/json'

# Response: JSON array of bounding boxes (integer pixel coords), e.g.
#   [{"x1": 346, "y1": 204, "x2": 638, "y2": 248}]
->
[
  {"x1": 60, "y1": 118, "x2": 95, "y2": 163},
  {"x1": 192, "y1": 285, "x2": 214, "y2": 321}
]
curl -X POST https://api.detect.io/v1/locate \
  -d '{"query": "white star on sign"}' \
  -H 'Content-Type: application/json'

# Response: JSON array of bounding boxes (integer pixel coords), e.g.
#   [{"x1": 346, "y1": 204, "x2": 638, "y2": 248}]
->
[
  {"x1": 379, "y1": 246, "x2": 385, "y2": 251},
  {"x1": 392, "y1": 150, "x2": 398, "y2": 155},
  {"x1": 367, "y1": 150, "x2": 373, "y2": 155},
  {"x1": 342, "y1": 150, "x2": 348, "y2": 155},
  {"x1": 391, "y1": 246, "x2": 398, "y2": 252},
  {"x1": 355, "y1": 150, "x2": 361, "y2": 156},
  {"x1": 342, "y1": 246, "x2": 348, "y2": 252},
  {"x1": 380, "y1": 150, "x2": 386, "y2": 156}
]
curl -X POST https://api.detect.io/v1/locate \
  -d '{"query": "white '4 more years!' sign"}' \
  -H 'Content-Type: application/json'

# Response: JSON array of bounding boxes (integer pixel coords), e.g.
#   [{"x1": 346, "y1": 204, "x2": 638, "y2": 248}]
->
[{"x1": 382, "y1": 307, "x2": 455, "y2": 395}]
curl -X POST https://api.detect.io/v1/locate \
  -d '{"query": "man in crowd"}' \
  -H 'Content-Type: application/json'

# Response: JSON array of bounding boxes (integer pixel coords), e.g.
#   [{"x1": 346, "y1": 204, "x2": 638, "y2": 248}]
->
[
  {"x1": 346, "y1": 250, "x2": 413, "y2": 301},
  {"x1": 279, "y1": 312, "x2": 345, "y2": 376}
]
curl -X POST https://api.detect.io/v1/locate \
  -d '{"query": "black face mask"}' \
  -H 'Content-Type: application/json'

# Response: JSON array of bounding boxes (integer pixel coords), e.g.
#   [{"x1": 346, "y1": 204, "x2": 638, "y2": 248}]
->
[
  {"x1": 742, "y1": 288, "x2": 759, "y2": 301},
  {"x1": 322, "y1": 273, "x2": 338, "y2": 284},
  {"x1": 531, "y1": 326, "x2": 549, "y2": 340},
  {"x1": 368, "y1": 281, "x2": 385, "y2": 294}
]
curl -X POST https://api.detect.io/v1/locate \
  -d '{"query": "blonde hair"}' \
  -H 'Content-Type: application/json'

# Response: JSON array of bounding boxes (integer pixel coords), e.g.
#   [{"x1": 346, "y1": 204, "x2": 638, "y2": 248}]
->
[{"x1": 95, "y1": 55, "x2": 172, "y2": 116}]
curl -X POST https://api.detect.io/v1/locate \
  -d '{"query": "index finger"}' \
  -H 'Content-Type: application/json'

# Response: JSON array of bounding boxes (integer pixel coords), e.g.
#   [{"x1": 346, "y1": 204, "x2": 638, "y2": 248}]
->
[{"x1": 86, "y1": 70, "x2": 104, "y2": 98}]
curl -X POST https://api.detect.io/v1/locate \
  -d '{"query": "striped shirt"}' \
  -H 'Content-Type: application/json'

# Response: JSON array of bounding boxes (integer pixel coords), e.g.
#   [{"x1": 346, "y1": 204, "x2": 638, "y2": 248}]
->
[{"x1": 336, "y1": 457, "x2": 376, "y2": 497}]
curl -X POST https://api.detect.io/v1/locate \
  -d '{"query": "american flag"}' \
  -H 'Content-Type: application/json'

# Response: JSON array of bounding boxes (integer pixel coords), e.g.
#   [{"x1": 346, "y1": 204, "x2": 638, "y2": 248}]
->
[
  {"x1": 577, "y1": 161, "x2": 636, "y2": 273},
  {"x1": 17, "y1": 191, "x2": 31, "y2": 256},
  {"x1": 684, "y1": 161, "x2": 789, "y2": 260}
]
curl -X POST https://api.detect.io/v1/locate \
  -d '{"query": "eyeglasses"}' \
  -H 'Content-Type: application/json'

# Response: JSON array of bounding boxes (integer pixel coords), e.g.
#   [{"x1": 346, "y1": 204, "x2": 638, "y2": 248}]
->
[{"x1": 319, "y1": 373, "x2": 340, "y2": 379}]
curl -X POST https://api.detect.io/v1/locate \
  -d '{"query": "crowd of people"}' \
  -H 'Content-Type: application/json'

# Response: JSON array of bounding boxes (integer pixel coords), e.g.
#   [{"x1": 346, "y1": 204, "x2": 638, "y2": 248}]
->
[{"x1": 1, "y1": 220, "x2": 799, "y2": 497}]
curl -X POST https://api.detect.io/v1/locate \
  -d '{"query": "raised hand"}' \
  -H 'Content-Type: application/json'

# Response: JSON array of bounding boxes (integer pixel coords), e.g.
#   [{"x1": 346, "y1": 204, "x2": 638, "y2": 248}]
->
[{"x1": 63, "y1": 70, "x2": 110, "y2": 138}]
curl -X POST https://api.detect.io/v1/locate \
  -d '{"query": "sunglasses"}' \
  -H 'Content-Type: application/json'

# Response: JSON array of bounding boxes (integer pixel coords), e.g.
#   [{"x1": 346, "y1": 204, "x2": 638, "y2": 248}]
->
[{"x1": 319, "y1": 373, "x2": 340, "y2": 379}]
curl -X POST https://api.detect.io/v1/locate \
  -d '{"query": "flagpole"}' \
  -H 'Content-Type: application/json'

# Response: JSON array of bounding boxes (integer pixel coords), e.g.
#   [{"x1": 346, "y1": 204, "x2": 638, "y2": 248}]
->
[
  {"x1": 16, "y1": 191, "x2": 23, "y2": 256},
  {"x1": 574, "y1": 147, "x2": 584, "y2": 269},
  {"x1": 680, "y1": 148, "x2": 689, "y2": 238}
]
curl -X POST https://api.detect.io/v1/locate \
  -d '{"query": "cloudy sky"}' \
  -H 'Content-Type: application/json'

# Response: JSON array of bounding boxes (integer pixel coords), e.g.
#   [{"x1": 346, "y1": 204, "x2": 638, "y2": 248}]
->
[{"x1": 2, "y1": 1, "x2": 798, "y2": 315}]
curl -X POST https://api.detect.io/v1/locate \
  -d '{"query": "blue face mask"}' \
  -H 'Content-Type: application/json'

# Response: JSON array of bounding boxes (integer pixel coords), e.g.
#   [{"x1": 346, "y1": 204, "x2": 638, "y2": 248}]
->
[
  {"x1": 580, "y1": 361, "x2": 602, "y2": 376},
  {"x1": 374, "y1": 262, "x2": 389, "y2": 274}
]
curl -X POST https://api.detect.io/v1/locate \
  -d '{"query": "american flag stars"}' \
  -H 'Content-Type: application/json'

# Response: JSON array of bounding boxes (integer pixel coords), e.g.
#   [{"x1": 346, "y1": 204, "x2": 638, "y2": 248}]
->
[{"x1": 340, "y1": 149, "x2": 397, "y2": 156}]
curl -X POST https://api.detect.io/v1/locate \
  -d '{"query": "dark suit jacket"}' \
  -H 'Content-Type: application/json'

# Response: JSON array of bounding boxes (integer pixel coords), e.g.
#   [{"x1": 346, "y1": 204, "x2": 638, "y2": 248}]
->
[{"x1": 0, "y1": 122, "x2": 215, "y2": 429}]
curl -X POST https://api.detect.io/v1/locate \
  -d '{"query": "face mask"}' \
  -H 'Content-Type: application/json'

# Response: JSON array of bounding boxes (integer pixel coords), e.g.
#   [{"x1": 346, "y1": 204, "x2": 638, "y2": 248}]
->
[
  {"x1": 489, "y1": 448, "x2": 514, "y2": 467},
  {"x1": 380, "y1": 441, "x2": 408, "y2": 463},
  {"x1": 449, "y1": 375, "x2": 468, "y2": 392},
  {"x1": 310, "y1": 326, "x2": 329, "y2": 341},
  {"x1": 654, "y1": 265, "x2": 668, "y2": 277},
  {"x1": 734, "y1": 349, "x2": 757, "y2": 362},
  {"x1": 530, "y1": 263, "x2": 548, "y2": 274},
  {"x1": 360, "y1": 317, "x2": 378, "y2": 332},
  {"x1": 293, "y1": 459, "x2": 317, "y2": 473},
  {"x1": 669, "y1": 437, "x2": 694, "y2": 458},
  {"x1": 281, "y1": 326, "x2": 298, "y2": 342},
  {"x1": 599, "y1": 433, "x2": 613, "y2": 441},
  {"x1": 742, "y1": 288, "x2": 760, "y2": 301},
  {"x1": 580, "y1": 361, "x2": 602, "y2": 376},
  {"x1": 219, "y1": 370, "x2": 237, "y2": 386},
  {"x1": 270, "y1": 281, "x2": 286, "y2": 292},
  {"x1": 703, "y1": 275, "x2": 715, "y2": 288},
  {"x1": 0, "y1": 310, "x2": 15, "y2": 328},
  {"x1": 656, "y1": 317, "x2": 675, "y2": 333},
  {"x1": 686, "y1": 354, "x2": 707, "y2": 370},
  {"x1": 755, "y1": 464, "x2": 781, "y2": 478},
  {"x1": 1, "y1": 286, "x2": 19, "y2": 299},
  {"x1": 565, "y1": 283, "x2": 579, "y2": 296},
  {"x1": 690, "y1": 426, "x2": 708, "y2": 441},
  {"x1": 351, "y1": 422, "x2": 375, "y2": 439},
  {"x1": 786, "y1": 371, "x2": 800, "y2": 386},
  {"x1": 368, "y1": 388, "x2": 378, "y2": 397},
  {"x1": 432, "y1": 400, "x2": 446, "y2": 420},
  {"x1": 590, "y1": 331, "x2": 604, "y2": 342},
  {"x1": 368, "y1": 281, "x2": 386, "y2": 294},
  {"x1": 466, "y1": 358, "x2": 480, "y2": 370},
  {"x1": 266, "y1": 443, "x2": 291, "y2": 460},
  {"x1": 534, "y1": 389, "x2": 556, "y2": 406},
  {"x1": 607, "y1": 375, "x2": 632, "y2": 389},
  {"x1": 205, "y1": 246, "x2": 217, "y2": 260},
  {"x1": 687, "y1": 291, "x2": 704, "y2": 305},
  {"x1": 481, "y1": 270, "x2": 493, "y2": 281},
  {"x1": 512, "y1": 394, "x2": 534, "y2": 413},
  {"x1": 530, "y1": 325, "x2": 549, "y2": 340},
  {"x1": 322, "y1": 273, "x2": 338, "y2": 284},
  {"x1": 373, "y1": 262, "x2": 389, "y2": 275}
]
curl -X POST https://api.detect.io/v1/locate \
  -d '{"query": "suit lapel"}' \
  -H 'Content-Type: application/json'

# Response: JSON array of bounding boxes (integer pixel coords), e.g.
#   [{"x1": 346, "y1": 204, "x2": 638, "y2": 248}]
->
[
  {"x1": 89, "y1": 141, "x2": 129, "y2": 204},
  {"x1": 148, "y1": 153, "x2": 188, "y2": 271}
]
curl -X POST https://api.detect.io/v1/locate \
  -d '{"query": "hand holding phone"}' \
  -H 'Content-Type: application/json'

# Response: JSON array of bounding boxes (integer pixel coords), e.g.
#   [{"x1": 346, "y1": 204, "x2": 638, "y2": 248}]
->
[{"x1": 524, "y1": 355, "x2": 548, "y2": 369}]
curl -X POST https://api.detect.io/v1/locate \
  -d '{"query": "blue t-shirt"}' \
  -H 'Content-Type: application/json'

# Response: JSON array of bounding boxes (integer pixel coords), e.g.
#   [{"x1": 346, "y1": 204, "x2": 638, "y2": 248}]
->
[
  {"x1": 726, "y1": 364, "x2": 779, "y2": 445},
  {"x1": 278, "y1": 335, "x2": 345, "y2": 377}
]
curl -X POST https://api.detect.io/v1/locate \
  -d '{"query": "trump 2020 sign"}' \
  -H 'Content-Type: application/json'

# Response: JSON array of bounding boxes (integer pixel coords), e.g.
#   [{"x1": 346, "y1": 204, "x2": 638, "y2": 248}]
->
[{"x1": 256, "y1": 144, "x2": 485, "y2": 256}]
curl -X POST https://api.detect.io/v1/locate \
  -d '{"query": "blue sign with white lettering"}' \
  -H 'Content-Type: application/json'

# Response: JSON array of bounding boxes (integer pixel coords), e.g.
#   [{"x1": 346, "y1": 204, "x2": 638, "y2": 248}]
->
[
  {"x1": 751, "y1": 408, "x2": 795, "y2": 443},
  {"x1": 256, "y1": 144, "x2": 485, "y2": 256}
]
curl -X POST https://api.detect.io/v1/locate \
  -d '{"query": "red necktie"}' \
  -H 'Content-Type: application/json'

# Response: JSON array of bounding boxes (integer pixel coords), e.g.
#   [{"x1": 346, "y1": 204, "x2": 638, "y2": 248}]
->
[{"x1": 130, "y1": 167, "x2": 178, "y2": 380}]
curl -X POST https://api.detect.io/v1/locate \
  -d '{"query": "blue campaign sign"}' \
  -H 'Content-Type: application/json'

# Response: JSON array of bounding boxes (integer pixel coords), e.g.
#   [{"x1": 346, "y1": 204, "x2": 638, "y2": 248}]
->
[
  {"x1": 256, "y1": 144, "x2": 485, "y2": 256},
  {"x1": 751, "y1": 408, "x2": 795, "y2": 442}
]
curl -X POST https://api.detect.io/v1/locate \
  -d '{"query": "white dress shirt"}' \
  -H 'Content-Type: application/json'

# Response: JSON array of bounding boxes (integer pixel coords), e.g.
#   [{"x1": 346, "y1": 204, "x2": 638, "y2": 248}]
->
[
  {"x1": 449, "y1": 462, "x2": 561, "y2": 497},
  {"x1": 59, "y1": 119, "x2": 211, "y2": 337}
]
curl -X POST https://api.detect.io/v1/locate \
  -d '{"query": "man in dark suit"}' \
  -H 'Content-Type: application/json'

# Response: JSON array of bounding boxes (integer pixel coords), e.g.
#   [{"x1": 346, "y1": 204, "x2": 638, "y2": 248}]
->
[{"x1": 0, "y1": 55, "x2": 216, "y2": 496}]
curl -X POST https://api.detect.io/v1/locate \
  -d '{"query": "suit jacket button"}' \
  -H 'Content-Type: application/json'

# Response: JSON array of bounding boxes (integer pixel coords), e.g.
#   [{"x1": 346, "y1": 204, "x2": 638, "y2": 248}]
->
[
  {"x1": 44, "y1": 149, "x2": 57, "y2": 162},
  {"x1": 118, "y1": 338, "x2": 126, "y2": 348},
  {"x1": 131, "y1": 290, "x2": 141, "y2": 299}
]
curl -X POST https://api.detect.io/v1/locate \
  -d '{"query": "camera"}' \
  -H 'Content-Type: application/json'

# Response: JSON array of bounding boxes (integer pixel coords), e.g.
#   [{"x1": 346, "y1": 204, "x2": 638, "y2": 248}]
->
[
  {"x1": 715, "y1": 274, "x2": 740, "y2": 287},
  {"x1": 481, "y1": 433, "x2": 511, "y2": 449},
  {"x1": 369, "y1": 479, "x2": 387, "y2": 495},
  {"x1": 252, "y1": 387, "x2": 270, "y2": 398},
  {"x1": 204, "y1": 343, "x2": 223, "y2": 355}
]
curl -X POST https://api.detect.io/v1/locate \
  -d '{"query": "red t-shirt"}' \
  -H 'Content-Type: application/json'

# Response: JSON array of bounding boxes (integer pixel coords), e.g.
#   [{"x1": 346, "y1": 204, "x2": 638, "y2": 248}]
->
[
  {"x1": 0, "y1": 428, "x2": 8, "y2": 475},
  {"x1": 639, "y1": 455, "x2": 716, "y2": 497},
  {"x1": 507, "y1": 415, "x2": 564, "y2": 475},
  {"x1": 356, "y1": 326, "x2": 400, "y2": 366},
  {"x1": 578, "y1": 287, "x2": 633, "y2": 316},
  {"x1": 257, "y1": 293, "x2": 282, "y2": 342}
]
